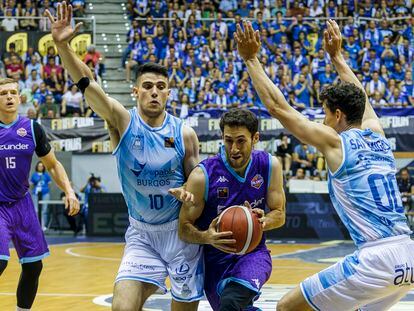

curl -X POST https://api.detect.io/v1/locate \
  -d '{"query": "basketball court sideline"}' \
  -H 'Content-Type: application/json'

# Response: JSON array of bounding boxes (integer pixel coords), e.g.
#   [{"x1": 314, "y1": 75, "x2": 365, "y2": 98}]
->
[{"x1": 1, "y1": 237, "x2": 413, "y2": 310}]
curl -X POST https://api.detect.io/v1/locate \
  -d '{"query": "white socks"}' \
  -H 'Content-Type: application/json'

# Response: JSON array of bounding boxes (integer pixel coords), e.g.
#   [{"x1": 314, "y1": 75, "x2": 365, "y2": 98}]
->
[{"x1": 16, "y1": 307, "x2": 30, "y2": 311}]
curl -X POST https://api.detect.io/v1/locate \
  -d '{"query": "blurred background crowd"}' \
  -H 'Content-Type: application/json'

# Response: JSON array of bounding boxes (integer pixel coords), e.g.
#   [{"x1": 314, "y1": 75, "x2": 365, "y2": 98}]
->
[{"x1": 0, "y1": 0, "x2": 413, "y2": 120}]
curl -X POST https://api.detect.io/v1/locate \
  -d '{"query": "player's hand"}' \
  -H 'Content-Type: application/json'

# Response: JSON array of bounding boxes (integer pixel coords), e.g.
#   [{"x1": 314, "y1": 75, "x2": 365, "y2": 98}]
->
[
  {"x1": 323, "y1": 19, "x2": 342, "y2": 58},
  {"x1": 45, "y1": 1, "x2": 83, "y2": 45},
  {"x1": 168, "y1": 186, "x2": 194, "y2": 204},
  {"x1": 205, "y1": 217, "x2": 237, "y2": 253},
  {"x1": 245, "y1": 201, "x2": 266, "y2": 229},
  {"x1": 235, "y1": 20, "x2": 261, "y2": 62},
  {"x1": 64, "y1": 191, "x2": 80, "y2": 216}
]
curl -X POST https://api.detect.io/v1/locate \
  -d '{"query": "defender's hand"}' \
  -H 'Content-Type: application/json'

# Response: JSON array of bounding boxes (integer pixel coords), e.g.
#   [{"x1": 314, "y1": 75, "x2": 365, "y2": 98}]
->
[
  {"x1": 168, "y1": 187, "x2": 194, "y2": 204},
  {"x1": 235, "y1": 21, "x2": 261, "y2": 62},
  {"x1": 45, "y1": 1, "x2": 82, "y2": 45},
  {"x1": 323, "y1": 19, "x2": 342, "y2": 58}
]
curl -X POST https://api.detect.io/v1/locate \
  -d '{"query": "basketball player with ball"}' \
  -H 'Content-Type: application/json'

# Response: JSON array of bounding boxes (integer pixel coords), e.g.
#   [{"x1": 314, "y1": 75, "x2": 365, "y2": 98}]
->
[{"x1": 179, "y1": 109, "x2": 286, "y2": 311}]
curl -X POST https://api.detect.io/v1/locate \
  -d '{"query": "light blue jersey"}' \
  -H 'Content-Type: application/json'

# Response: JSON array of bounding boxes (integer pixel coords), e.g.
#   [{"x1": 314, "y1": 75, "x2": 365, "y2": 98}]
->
[
  {"x1": 113, "y1": 108, "x2": 185, "y2": 224},
  {"x1": 328, "y1": 128, "x2": 411, "y2": 247}
]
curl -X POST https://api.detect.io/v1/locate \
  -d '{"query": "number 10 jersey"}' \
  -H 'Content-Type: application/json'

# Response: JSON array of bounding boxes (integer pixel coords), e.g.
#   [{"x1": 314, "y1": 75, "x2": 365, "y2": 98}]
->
[{"x1": 113, "y1": 108, "x2": 185, "y2": 225}]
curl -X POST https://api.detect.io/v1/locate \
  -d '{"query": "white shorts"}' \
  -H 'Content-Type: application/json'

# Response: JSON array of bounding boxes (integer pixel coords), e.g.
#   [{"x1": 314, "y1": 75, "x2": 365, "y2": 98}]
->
[
  {"x1": 116, "y1": 217, "x2": 204, "y2": 302},
  {"x1": 301, "y1": 235, "x2": 414, "y2": 311}
]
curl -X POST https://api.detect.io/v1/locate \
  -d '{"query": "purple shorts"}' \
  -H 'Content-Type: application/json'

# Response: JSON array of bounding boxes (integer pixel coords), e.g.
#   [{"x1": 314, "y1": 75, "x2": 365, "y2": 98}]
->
[
  {"x1": 204, "y1": 245, "x2": 272, "y2": 310},
  {"x1": 0, "y1": 193, "x2": 49, "y2": 263}
]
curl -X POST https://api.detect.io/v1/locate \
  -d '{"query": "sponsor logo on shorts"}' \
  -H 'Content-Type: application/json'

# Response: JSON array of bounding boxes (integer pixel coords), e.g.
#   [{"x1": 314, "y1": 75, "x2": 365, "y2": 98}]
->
[
  {"x1": 176, "y1": 263, "x2": 190, "y2": 275},
  {"x1": 17, "y1": 128, "x2": 27, "y2": 137},
  {"x1": 123, "y1": 261, "x2": 156, "y2": 271},
  {"x1": 394, "y1": 263, "x2": 414, "y2": 286},
  {"x1": 172, "y1": 274, "x2": 193, "y2": 284},
  {"x1": 251, "y1": 174, "x2": 264, "y2": 189},
  {"x1": 181, "y1": 283, "x2": 192, "y2": 298}
]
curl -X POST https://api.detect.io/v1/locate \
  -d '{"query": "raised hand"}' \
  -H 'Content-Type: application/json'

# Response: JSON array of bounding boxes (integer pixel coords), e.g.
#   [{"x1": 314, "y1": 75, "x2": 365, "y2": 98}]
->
[
  {"x1": 323, "y1": 19, "x2": 342, "y2": 58},
  {"x1": 44, "y1": 1, "x2": 82, "y2": 45},
  {"x1": 234, "y1": 20, "x2": 261, "y2": 61}
]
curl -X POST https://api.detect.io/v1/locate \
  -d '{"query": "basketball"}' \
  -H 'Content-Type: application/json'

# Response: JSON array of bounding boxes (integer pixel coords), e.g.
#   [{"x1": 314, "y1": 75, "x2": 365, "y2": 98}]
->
[{"x1": 217, "y1": 205, "x2": 263, "y2": 255}]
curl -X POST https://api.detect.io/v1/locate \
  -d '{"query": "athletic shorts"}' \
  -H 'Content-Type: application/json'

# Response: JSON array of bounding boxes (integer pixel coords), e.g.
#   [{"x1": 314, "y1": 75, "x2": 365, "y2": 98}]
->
[
  {"x1": 204, "y1": 245, "x2": 272, "y2": 310},
  {"x1": 115, "y1": 217, "x2": 204, "y2": 302},
  {"x1": 301, "y1": 234, "x2": 414, "y2": 311},
  {"x1": 0, "y1": 193, "x2": 49, "y2": 263}
]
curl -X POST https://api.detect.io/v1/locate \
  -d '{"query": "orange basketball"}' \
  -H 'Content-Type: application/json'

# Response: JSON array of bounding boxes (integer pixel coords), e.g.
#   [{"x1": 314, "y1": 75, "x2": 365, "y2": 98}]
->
[{"x1": 217, "y1": 205, "x2": 263, "y2": 254}]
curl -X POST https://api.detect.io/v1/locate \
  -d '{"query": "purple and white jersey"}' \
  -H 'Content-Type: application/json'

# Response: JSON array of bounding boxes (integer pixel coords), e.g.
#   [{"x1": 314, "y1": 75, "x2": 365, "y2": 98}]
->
[
  {"x1": 196, "y1": 147, "x2": 272, "y2": 255},
  {"x1": 0, "y1": 116, "x2": 36, "y2": 202}
]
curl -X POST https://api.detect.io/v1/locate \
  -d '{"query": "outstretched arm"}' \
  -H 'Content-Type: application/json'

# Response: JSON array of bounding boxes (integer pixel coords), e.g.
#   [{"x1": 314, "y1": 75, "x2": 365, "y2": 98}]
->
[
  {"x1": 235, "y1": 21, "x2": 340, "y2": 155},
  {"x1": 324, "y1": 20, "x2": 384, "y2": 136},
  {"x1": 45, "y1": 2, "x2": 129, "y2": 134},
  {"x1": 178, "y1": 167, "x2": 237, "y2": 253}
]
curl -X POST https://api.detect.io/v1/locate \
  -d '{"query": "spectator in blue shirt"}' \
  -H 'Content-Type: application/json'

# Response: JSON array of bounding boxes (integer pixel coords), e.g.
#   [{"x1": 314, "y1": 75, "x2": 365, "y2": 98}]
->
[
  {"x1": 294, "y1": 74, "x2": 312, "y2": 108},
  {"x1": 344, "y1": 35, "x2": 361, "y2": 61},
  {"x1": 292, "y1": 143, "x2": 317, "y2": 176},
  {"x1": 318, "y1": 64, "x2": 336, "y2": 86},
  {"x1": 391, "y1": 62, "x2": 405, "y2": 83}
]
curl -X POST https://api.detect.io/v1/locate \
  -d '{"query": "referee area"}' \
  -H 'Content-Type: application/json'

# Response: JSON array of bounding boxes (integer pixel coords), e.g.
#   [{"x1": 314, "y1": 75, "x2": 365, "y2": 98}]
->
[{"x1": 1, "y1": 237, "x2": 414, "y2": 310}]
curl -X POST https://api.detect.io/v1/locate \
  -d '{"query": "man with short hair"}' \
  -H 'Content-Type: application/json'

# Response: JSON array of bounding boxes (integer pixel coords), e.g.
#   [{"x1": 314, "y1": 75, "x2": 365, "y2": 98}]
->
[
  {"x1": 0, "y1": 77, "x2": 79, "y2": 311},
  {"x1": 236, "y1": 19, "x2": 414, "y2": 311},
  {"x1": 46, "y1": 3, "x2": 203, "y2": 310},
  {"x1": 179, "y1": 109, "x2": 286, "y2": 311}
]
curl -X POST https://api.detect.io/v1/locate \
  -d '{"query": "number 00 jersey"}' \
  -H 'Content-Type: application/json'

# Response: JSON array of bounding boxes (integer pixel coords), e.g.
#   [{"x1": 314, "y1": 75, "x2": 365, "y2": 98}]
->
[
  {"x1": 328, "y1": 128, "x2": 411, "y2": 247},
  {"x1": 113, "y1": 108, "x2": 185, "y2": 225}
]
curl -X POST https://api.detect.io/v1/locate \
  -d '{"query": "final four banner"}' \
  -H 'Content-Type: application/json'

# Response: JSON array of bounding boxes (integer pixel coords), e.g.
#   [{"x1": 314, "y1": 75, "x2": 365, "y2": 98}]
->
[{"x1": 39, "y1": 116, "x2": 414, "y2": 153}]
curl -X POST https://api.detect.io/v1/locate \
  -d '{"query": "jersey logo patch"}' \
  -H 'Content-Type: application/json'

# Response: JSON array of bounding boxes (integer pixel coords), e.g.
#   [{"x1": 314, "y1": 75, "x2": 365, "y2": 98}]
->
[
  {"x1": 132, "y1": 135, "x2": 144, "y2": 150},
  {"x1": 131, "y1": 162, "x2": 146, "y2": 178},
  {"x1": 217, "y1": 187, "x2": 229, "y2": 199},
  {"x1": 251, "y1": 174, "x2": 264, "y2": 189},
  {"x1": 164, "y1": 137, "x2": 175, "y2": 148},
  {"x1": 217, "y1": 176, "x2": 229, "y2": 183},
  {"x1": 17, "y1": 128, "x2": 27, "y2": 137}
]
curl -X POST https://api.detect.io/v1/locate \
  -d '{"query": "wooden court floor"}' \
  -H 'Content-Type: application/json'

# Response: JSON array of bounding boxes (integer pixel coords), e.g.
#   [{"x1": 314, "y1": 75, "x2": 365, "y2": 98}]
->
[{"x1": 0, "y1": 241, "x2": 413, "y2": 310}]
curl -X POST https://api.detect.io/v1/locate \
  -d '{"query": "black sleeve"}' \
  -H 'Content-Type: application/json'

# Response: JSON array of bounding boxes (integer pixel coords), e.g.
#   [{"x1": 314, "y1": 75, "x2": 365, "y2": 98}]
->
[{"x1": 33, "y1": 121, "x2": 52, "y2": 157}]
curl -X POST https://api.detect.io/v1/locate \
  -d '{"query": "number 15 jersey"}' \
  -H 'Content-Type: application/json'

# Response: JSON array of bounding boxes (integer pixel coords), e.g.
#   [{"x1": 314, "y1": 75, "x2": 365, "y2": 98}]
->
[
  {"x1": 113, "y1": 108, "x2": 185, "y2": 225},
  {"x1": 328, "y1": 128, "x2": 411, "y2": 247}
]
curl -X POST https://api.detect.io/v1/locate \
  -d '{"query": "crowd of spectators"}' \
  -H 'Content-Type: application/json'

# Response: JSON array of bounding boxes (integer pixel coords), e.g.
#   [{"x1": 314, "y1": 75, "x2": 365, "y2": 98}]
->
[
  {"x1": 0, "y1": 41, "x2": 105, "y2": 119},
  {"x1": 123, "y1": 0, "x2": 413, "y2": 118},
  {"x1": 0, "y1": 0, "x2": 85, "y2": 32}
]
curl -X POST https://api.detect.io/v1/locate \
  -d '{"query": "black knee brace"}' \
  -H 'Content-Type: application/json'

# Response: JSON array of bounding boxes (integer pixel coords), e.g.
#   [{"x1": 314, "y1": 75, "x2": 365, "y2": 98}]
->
[
  {"x1": 219, "y1": 281, "x2": 258, "y2": 311},
  {"x1": 0, "y1": 260, "x2": 7, "y2": 276},
  {"x1": 17, "y1": 260, "x2": 43, "y2": 309}
]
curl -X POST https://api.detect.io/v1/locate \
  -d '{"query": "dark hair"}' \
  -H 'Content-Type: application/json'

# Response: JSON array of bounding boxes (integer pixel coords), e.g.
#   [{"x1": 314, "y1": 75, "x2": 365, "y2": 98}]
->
[
  {"x1": 219, "y1": 109, "x2": 258, "y2": 136},
  {"x1": 35, "y1": 161, "x2": 46, "y2": 173},
  {"x1": 320, "y1": 81, "x2": 365, "y2": 125},
  {"x1": 136, "y1": 62, "x2": 168, "y2": 82}
]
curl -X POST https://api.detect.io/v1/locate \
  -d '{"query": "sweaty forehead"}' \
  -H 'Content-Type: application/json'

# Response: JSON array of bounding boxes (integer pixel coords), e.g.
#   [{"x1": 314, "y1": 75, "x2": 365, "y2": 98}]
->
[
  {"x1": 0, "y1": 83, "x2": 18, "y2": 93},
  {"x1": 138, "y1": 73, "x2": 168, "y2": 85},
  {"x1": 223, "y1": 126, "x2": 251, "y2": 138}
]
